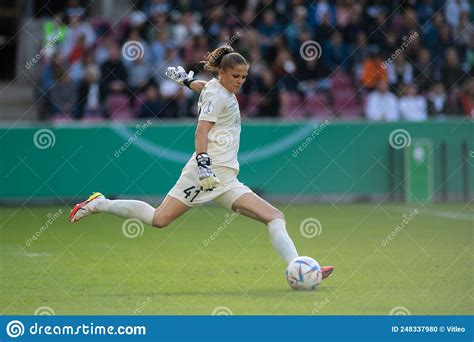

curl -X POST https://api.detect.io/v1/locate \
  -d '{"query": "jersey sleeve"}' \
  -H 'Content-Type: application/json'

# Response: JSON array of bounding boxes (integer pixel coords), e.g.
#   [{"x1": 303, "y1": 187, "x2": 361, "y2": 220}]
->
[{"x1": 198, "y1": 88, "x2": 223, "y2": 123}]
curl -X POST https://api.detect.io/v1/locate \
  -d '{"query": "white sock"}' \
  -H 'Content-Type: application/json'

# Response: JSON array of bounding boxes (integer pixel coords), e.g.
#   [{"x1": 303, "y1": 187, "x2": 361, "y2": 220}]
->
[
  {"x1": 267, "y1": 218, "x2": 298, "y2": 264},
  {"x1": 95, "y1": 199, "x2": 155, "y2": 226}
]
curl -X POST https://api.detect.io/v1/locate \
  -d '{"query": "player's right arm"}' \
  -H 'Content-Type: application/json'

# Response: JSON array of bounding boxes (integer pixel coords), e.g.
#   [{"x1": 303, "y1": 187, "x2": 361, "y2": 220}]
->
[
  {"x1": 165, "y1": 66, "x2": 206, "y2": 94},
  {"x1": 195, "y1": 120, "x2": 220, "y2": 191}
]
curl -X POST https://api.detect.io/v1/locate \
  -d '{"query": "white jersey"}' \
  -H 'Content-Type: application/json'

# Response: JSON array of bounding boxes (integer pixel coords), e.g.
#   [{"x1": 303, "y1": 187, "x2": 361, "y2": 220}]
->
[{"x1": 196, "y1": 78, "x2": 241, "y2": 170}]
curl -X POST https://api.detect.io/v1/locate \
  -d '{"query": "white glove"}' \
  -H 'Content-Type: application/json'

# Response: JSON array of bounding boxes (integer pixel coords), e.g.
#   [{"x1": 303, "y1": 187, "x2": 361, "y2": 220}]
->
[
  {"x1": 196, "y1": 153, "x2": 220, "y2": 191},
  {"x1": 165, "y1": 66, "x2": 195, "y2": 87}
]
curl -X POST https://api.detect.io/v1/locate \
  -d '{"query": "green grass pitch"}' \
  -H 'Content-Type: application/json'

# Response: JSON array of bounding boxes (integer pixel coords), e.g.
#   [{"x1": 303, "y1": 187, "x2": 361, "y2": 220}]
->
[{"x1": 1, "y1": 203, "x2": 472, "y2": 315}]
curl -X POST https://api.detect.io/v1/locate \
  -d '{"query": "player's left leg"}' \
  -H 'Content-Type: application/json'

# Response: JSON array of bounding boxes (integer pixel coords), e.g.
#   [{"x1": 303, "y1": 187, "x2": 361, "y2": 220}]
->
[
  {"x1": 230, "y1": 192, "x2": 334, "y2": 278},
  {"x1": 230, "y1": 193, "x2": 298, "y2": 264}
]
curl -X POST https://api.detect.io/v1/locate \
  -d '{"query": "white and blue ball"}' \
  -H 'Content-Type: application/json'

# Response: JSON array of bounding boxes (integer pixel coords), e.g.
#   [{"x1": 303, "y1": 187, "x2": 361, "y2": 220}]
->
[{"x1": 286, "y1": 256, "x2": 322, "y2": 290}]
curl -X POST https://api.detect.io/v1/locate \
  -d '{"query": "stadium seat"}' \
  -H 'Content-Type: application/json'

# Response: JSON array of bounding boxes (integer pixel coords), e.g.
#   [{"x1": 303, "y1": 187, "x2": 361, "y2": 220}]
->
[
  {"x1": 305, "y1": 93, "x2": 332, "y2": 118},
  {"x1": 105, "y1": 94, "x2": 133, "y2": 120}
]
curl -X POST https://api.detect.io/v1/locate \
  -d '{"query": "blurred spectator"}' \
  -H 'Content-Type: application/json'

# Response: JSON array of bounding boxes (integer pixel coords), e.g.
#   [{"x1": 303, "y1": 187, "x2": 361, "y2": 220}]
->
[
  {"x1": 413, "y1": 48, "x2": 434, "y2": 92},
  {"x1": 453, "y1": 12, "x2": 472, "y2": 51},
  {"x1": 314, "y1": 12, "x2": 333, "y2": 45},
  {"x1": 70, "y1": 49, "x2": 97, "y2": 82},
  {"x1": 285, "y1": 6, "x2": 311, "y2": 54},
  {"x1": 99, "y1": 44, "x2": 128, "y2": 103},
  {"x1": 42, "y1": 14, "x2": 67, "y2": 61},
  {"x1": 365, "y1": 80, "x2": 399, "y2": 121},
  {"x1": 445, "y1": 0, "x2": 470, "y2": 30},
  {"x1": 398, "y1": 84, "x2": 428, "y2": 121},
  {"x1": 457, "y1": 78, "x2": 474, "y2": 117},
  {"x1": 50, "y1": 69, "x2": 77, "y2": 118},
  {"x1": 138, "y1": 84, "x2": 165, "y2": 119},
  {"x1": 256, "y1": 67, "x2": 280, "y2": 117},
  {"x1": 309, "y1": 0, "x2": 336, "y2": 27},
  {"x1": 323, "y1": 31, "x2": 350, "y2": 71},
  {"x1": 386, "y1": 54, "x2": 414, "y2": 88},
  {"x1": 427, "y1": 82, "x2": 450, "y2": 116},
  {"x1": 258, "y1": 10, "x2": 282, "y2": 59},
  {"x1": 441, "y1": 48, "x2": 466, "y2": 91},
  {"x1": 127, "y1": 54, "x2": 154, "y2": 93},
  {"x1": 61, "y1": 10, "x2": 96, "y2": 59},
  {"x1": 465, "y1": 33, "x2": 474, "y2": 74},
  {"x1": 296, "y1": 56, "x2": 332, "y2": 94},
  {"x1": 172, "y1": 12, "x2": 203, "y2": 47},
  {"x1": 76, "y1": 65, "x2": 102, "y2": 120},
  {"x1": 151, "y1": 30, "x2": 170, "y2": 69},
  {"x1": 360, "y1": 48, "x2": 388, "y2": 90}
]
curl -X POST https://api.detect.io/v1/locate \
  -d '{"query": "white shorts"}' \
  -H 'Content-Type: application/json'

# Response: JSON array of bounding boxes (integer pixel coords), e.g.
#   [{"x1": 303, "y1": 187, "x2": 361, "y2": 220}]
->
[{"x1": 167, "y1": 161, "x2": 253, "y2": 210}]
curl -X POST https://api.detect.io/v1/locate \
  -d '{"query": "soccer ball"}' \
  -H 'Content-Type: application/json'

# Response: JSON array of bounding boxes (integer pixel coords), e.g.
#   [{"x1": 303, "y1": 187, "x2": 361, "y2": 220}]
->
[{"x1": 286, "y1": 256, "x2": 322, "y2": 290}]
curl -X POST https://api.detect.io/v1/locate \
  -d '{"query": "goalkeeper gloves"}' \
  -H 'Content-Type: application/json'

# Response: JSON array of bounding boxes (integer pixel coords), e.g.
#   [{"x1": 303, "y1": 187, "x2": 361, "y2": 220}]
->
[
  {"x1": 196, "y1": 153, "x2": 220, "y2": 191},
  {"x1": 165, "y1": 66, "x2": 196, "y2": 88}
]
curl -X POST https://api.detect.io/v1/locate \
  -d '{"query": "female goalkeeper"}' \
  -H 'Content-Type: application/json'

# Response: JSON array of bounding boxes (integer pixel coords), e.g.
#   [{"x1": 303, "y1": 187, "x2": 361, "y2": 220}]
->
[{"x1": 69, "y1": 46, "x2": 333, "y2": 279}]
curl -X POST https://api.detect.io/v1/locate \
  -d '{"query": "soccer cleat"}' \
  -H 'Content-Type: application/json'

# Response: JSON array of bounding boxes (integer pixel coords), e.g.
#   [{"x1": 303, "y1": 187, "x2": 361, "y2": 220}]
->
[
  {"x1": 321, "y1": 266, "x2": 334, "y2": 280},
  {"x1": 68, "y1": 192, "x2": 105, "y2": 223}
]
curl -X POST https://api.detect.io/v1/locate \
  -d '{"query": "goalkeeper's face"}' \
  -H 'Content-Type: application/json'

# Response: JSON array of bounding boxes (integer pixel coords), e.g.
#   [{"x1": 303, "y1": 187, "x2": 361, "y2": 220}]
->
[{"x1": 219, "y1": 64, "x2": 249, "y2": 93}]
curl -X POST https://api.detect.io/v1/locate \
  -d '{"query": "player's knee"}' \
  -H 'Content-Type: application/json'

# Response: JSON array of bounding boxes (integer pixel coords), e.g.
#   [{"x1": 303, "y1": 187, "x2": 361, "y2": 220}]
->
[
  {"x1": 267, "y1": 208, "x2": 284, "y2": 223},
  {"x1": 152, "y1": 212, "x2": 172, "y2": 228}
]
